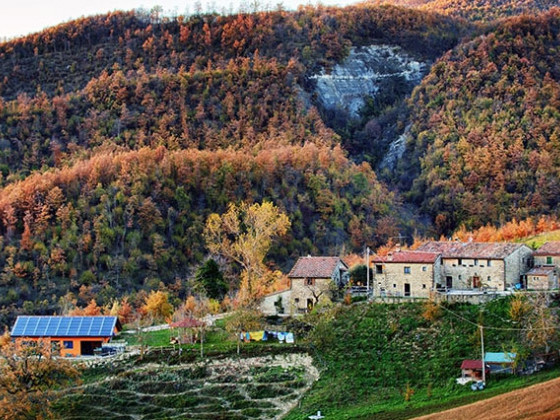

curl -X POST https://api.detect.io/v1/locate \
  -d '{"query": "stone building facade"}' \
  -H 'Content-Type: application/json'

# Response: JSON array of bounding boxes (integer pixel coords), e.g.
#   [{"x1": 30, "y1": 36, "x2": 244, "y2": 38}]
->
[
  {"x1": 416, "y1": 241, "x2": 533, "y2": 291},
  {"x1": 260, "y1": 256, "x2": 348, "y2": 315},
  {"x1": 533, "y1": 242, "x2": 560, "y2": 267},
  {"x1": 372, "y1": 251, "x2": 441, "y2": 298},
  {"x1": 526, "y1": 266, "x2": 558, "y2": 290}
]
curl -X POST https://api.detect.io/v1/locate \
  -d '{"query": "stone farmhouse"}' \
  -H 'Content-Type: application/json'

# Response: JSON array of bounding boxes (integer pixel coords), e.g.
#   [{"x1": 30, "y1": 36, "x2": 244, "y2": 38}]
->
[
  {"x1": 416, "y1": 241, "x2": 533, "y2": 292},
  {"x1": 533, "y1": 242, "x2": 560, "y2": 267},
  {"x1": 260, "y1": 256, "x2": 348, "y2": 315},
  {"x1": 371, "y1": 250, "x2": 441, "y2": 298},
  {"x1": 528, "y1": 242, "x2": 560, "y2": 290}
]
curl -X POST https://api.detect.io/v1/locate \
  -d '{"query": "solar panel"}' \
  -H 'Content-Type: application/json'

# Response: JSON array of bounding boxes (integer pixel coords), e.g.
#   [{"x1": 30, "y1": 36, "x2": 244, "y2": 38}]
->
[
  {"x1": 11, "y1": 316, "x2": 119, "y2": 337},
  {"x1": 44, "y1": 317, "x2": 60, "y2": 336},
  {"x1": 59, "y1": 317, "x2": 71, "y2": 335}
]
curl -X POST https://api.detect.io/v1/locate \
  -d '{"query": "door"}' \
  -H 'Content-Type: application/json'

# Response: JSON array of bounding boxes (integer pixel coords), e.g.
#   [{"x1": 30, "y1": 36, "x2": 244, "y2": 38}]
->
[
  {"x1": 306, "y1": 299, "x2": 314, "y2": 312},
  {"x1": 404, "y1": 283, "x2": 411, "y2": 297},
  {"x1": 80, "y1": 340, "x2": 103, "y2": 356},
  {"x1": 446, "y1": 276, "x2": 453, "y2": 289},
  {"x1": 472, "y1": 276, "x2": 480, "y2": 288}
]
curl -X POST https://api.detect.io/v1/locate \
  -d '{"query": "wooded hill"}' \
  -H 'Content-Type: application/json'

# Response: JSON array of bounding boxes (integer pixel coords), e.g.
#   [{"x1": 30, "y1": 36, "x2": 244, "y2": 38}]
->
[
  {"x1": 398, "y1": 10, "x2": 560, "y2": 235},
  {"x1": 381, "y1": 0, "x2": 558, "y2": 21},
  {"x1": 0, "y1": 2, "x2": 560, "y2": 321}
]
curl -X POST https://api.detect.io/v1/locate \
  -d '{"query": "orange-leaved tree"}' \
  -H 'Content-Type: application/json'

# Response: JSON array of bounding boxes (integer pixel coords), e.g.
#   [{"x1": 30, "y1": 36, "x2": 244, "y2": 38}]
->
[{"x1": 0, "y1": 337, "x2": 81, "y2": 420}]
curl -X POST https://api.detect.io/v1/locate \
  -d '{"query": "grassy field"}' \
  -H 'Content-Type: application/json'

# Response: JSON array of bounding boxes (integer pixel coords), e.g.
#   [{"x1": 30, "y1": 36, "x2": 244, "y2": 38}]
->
[
  {"x1": 284, "y1": 299, "x2": 560, "y2": 420},
  {"x1": 521, "y1": 230, "x2": 560, "y2": 249},
  {"x1": 54, "y1": 298, "x2": 560, "y2": 419}
]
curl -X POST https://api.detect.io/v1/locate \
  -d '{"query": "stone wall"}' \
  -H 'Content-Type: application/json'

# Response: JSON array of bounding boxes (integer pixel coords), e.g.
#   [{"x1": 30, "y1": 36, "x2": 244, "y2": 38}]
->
[
  {"x1": 441, "y1": 258, "x2": 506, "y2": 290},
  {"x1": 260, "y1": 289, "x2": 294, "y2": 316},
  {"x1": 373, "y1": 261, "x2": 436, "y2": 298},
  {"x1": 534, "y1": 255, "x2": 560, "y2": 267},
  {"x1": 290, "y1": 278, "x2": 332, "y2": 312},
  {"x1": 504, "y1": 246, "x2": 533, "y2": 287}
]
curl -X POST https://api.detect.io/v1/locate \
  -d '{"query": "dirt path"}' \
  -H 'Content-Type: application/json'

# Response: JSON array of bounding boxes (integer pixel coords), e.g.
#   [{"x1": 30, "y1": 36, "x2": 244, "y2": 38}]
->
[{"x1": 413, "y1": 377, "x2": 560, "y2": 420}]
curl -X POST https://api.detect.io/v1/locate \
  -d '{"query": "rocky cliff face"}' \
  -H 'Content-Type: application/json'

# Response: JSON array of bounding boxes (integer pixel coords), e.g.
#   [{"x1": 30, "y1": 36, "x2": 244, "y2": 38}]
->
[{"x1": 310, "y1": 45, "x2": 427, "y2": 118}]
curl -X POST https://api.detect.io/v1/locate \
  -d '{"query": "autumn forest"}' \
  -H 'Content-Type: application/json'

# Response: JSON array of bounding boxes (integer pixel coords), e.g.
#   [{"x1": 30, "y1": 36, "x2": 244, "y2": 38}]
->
[{"x1": 0, "y1": 1, "x2": 558, "y2": 325}]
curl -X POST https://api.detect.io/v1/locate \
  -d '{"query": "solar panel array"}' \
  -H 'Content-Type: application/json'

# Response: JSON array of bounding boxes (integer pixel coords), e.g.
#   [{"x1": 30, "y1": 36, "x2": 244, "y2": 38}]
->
[{"x1": 11, "y1": 316, "x2": 118, "y2": 337}]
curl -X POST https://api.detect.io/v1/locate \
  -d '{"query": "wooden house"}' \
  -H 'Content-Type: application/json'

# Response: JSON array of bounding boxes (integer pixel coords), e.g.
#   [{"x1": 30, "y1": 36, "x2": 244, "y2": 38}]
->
[
  {"x1": 11, "y1": 315, "x2": 122, "y2": 357},
  {"x1": 485, "y1": 352, "x2": 517, "y2": 374},
  {"x1": 460, "y1": 359, "x2": 489, "y2": 381}
]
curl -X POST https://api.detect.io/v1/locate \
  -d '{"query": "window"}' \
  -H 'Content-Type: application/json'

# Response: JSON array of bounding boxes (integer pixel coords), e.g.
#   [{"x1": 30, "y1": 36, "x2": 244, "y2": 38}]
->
[
  {"x1": 458, "y1": 258, "x2": 462, "y2": 265},
  {"x1": 306, "y1": 278, "x2": 314, "y2": 286},
  {"x1": 474, "y1": 259, "x2": 478, "y2": 266},
  {"x1": 422, "y1": 266, "x2": 427, "y2": 272},
  {"x1": 487, "y1": 276, "x2": 491, "y2": 282},
  {"x1": 63, "y1": 341, "x2": 73, "y2": 349},
  {"x1": 376, "y1": 264, "x2": 383, "y2": 274},
  {"x1": 404, "y1": 266, "x2": 411, "y2": 274},
  {"x1": 458, "y1": 275, "x2": 462, "y2": 280},
  {"x1": 422, "y1": 284, "x2": 426, "y2": 289},
  {"x1": 547, "y1": 256, "x2": 553, "y2": 265},
  {"x1": 393, "y1": 284, "x2": 397, "y2": 288},
  {"x1": 487, "y1": 260, "x2": 492, "y2": 267}
]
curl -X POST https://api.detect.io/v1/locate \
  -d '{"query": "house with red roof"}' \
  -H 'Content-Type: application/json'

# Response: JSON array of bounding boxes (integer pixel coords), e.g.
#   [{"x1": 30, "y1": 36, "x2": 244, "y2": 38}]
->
[
  {"x1": 260, "y1": 256, "x2": 348, "y2": 315},
  {"x1": 372, "y1": 250, "x2": 441, "y2": 298}
]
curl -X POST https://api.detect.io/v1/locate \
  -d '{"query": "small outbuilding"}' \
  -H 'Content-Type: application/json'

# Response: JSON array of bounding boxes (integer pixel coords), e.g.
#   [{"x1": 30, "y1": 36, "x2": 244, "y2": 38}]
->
[
  {"x1": 460, "y1": 359, "x2": 489, "y2": 381},
  {"x1": 11, "y1": 315, "x2": 122, "y2": 357},
  {"x1": 526, "y1": 266, "x2": 558, "y2": 290},
  {"x1": 485, "y1": 352, "x2": 517, "y2": 374}
]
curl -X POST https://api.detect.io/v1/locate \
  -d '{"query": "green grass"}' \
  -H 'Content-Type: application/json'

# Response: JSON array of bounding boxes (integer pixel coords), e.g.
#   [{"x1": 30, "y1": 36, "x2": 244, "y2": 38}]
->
[
  {"x1": 284, "y1": 299, "x2": 560, "y2": 420},
  {"x1": 521, "y1": 229, "x2": 560, "y2": 249}
]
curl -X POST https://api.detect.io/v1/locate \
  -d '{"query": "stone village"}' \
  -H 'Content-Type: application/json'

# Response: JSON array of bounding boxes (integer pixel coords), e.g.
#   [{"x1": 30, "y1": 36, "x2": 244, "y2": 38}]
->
[{"x1": 260, "y1": 240, "x2": 560, "y2": 316}]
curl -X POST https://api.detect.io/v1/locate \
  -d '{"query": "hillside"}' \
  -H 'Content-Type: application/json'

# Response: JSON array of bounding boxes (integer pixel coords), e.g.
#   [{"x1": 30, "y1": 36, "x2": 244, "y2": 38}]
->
[
  {"x1": 284, "y1": 299, "x2": 560, "y2": 419},
  {"x1": 381, "y1": 0, "x2": 559, "y2": 21},
  {"x1": 0, "y1": 144, "x2": 399, "y2": 324},
  {"x1": 0, "y1": 3, "x2": 560, "y2": 318},
  {"x1": 395, "y1": 9, "x2": 560, "y2": 235}
]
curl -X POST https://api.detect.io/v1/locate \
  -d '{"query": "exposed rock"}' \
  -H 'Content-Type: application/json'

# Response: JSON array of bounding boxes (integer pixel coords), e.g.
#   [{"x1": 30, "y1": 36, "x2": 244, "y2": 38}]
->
[
  {"x1": 310, "y1": 45, "x2": 427, "y2": 118},
  {"x1": 379, "y1": 123, "x2": 411, "y2": 172}
]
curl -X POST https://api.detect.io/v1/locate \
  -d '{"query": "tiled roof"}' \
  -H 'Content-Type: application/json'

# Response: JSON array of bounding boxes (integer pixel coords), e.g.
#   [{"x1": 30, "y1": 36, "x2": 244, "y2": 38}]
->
[
  {"x1": 416, "y1": 241, "x2": 525, "y2": 260},
  {"x1": 11, "y1": 316, "x2": 121, "y2": 338},
  {"x1": 534, "y1": 242, "x2": 560, "y2": 256},
  {"x1": 288, "y1": 256, "x2": 346, "y2": 278},
  {"x1": 461, "y1": 360, "x2": 485, "y2": 370},
  {"x1": 526, "y1": 266, "x2": 556, "y2": 276},
  {"x1": 372, "y1": 250, "x2": 440, "y2": 264}
]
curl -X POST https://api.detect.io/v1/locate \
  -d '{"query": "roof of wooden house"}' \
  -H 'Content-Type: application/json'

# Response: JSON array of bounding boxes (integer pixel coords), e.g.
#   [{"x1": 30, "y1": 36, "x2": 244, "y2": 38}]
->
[
  {"x1": 417, "y1": 241, "x2": 527, "y2": 260},
  {"x1": 484, "y1": 352, "x2": 516, "y2": 364},
  {"x1": 11, "y1": 316, "x2": 121, "y2": 338},
  {"x1": 533, "y1": 242, "x2": 560, "y2": 256},
  {"x1": 288, "y1": 256, "x2": 347, "y2": 278},
  {"x1": 461, "y1": 360, "x2": 486, "y2": 370}
]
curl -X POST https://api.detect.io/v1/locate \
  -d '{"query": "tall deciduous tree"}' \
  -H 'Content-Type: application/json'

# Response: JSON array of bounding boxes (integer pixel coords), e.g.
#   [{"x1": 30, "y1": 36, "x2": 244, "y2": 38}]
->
[{"x1": 204, "y1": 201, "x2": 290, "y2": 304}]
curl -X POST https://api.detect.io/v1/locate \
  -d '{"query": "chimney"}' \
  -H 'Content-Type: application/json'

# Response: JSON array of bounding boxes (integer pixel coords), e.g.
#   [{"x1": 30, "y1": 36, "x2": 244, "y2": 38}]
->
[
  {"x1": 387, "y1": 252, "x2": 393, "y2": 261},
  {"x1": 395, "y1": 243, "x2": 401, "y2": 253}
]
